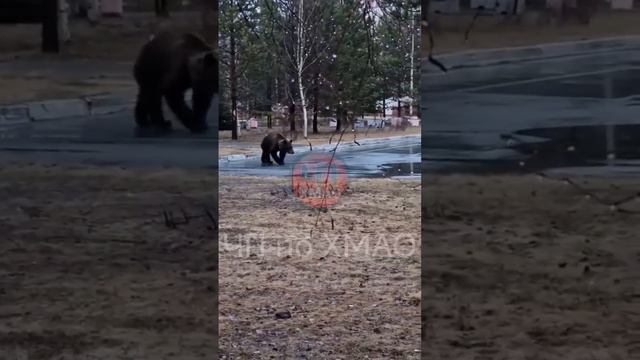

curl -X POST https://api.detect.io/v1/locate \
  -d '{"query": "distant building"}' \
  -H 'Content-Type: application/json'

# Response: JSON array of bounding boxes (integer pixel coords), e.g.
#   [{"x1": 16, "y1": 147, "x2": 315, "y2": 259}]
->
[{"x1": 376, "y1": 97, "x2": 417, "y2": 118}]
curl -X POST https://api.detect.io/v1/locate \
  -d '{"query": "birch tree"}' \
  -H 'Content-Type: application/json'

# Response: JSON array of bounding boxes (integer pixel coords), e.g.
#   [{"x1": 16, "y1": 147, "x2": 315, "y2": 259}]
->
[
  {"x1": 263, "y1": 0, "x2": 336, "y2": 138},
  {"x1": 295, "y1": 0, "x2": 309, "y2": 137},
  {"x1": 408, "y1": 6, "x2": 416, "y2": 115},
  {"x1": 220, "y1": 0, "x2": 417, "y2": 135}
]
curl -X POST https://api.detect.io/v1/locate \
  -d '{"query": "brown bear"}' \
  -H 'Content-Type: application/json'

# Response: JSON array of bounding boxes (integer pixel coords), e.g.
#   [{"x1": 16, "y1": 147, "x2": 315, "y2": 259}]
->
[
  {"x1": 133, "y1": 31, "x2": 218, "y2": 134},
  {"x1": 261, "y1": 133, "x2": 294, "y2": 166}
]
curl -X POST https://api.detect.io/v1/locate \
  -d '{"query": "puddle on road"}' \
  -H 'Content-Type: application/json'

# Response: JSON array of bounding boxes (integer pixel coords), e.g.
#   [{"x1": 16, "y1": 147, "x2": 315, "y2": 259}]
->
[
  {"x1": 379, "y1": 162, "x2": 421, "y2": 177},
  {"x1": 427, "y1": 124, "x2": 640, "y2": 175},
  {"x1": 295, "y1": 161, "x2": 422, "y2": 179},
  {"x1": 510, "y1": 124, "x2": 640, "y2": 165}
]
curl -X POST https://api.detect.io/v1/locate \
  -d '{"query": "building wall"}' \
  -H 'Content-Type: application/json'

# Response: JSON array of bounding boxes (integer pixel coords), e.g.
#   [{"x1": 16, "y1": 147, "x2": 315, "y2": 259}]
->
[
  {"x1": 381, "y1": 105, "x2": 418, "y2": 117},
  {"x1": 122, "y1": 0, "x2": 202, "y2": 12}
]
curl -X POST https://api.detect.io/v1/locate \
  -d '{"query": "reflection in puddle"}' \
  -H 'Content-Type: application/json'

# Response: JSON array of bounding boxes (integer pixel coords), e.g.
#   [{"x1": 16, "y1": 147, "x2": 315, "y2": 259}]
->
[
  {"x1": 425, "y1": 124, "x2": 640, "y2": 175},
  {"x1": 379, "y1": 162, "x2": 421, "y2": 177},
  {"x1": 510, "y1": 124, "x2": 640, "y2": 167}
]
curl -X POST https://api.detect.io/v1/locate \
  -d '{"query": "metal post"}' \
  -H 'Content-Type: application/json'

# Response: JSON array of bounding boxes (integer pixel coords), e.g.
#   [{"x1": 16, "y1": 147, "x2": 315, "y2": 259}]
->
[
  {"x1": 603, "y1": 72, "x2": 615, "y2": 164},
  {"x1": 42, "y1": 0, "x2": 60, "y2": 53},
  {"x1": 409, "y1": 144, "x2": 414, "y2": 175}
]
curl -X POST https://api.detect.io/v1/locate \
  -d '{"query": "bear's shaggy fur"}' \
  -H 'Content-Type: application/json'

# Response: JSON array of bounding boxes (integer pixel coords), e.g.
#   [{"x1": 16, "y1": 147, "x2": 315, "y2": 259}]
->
[
  {"x1": 133, "y1": 31, "x2": 218, "y2": 134},
  {"x1": 261, "y1": 133, "x2": 294, "y2": 166}
]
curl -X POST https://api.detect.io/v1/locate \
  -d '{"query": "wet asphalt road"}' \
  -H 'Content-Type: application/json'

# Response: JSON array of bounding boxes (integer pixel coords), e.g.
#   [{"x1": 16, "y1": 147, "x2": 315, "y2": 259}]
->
[
  {"x1": 219, "y1": 135, "x2": 421, "y2": 178},
  {"x1": 0, "y1": 110, "x2": 220, "y2": 169},
  {"x1": 0, "y1": 94, "x2": 420, "y2": 178},
  {"x1": 422, "y1": 45, "x2": 640, "y2": 176}
]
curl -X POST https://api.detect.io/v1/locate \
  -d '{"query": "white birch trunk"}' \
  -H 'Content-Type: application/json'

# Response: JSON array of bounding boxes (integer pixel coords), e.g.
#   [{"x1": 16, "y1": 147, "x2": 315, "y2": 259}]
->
[
  {"x1": 297, "y1": 69, "x2": 309, "y2": 139},
  {"x1": 58, "y1": 0, "x2": 71, "y2": 43},
  {"x1": 409, "y1": 13, "x2": 415, "y2": 116},
  {"x1": 297, "y1": 0, "x2": 309, "y2": 138}
]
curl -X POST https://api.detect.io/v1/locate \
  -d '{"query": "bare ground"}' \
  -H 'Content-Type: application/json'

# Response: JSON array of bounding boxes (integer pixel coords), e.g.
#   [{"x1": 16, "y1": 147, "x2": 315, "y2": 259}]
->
[
  {"x1": 0, "y1": 12, "x2": 205, "y2": 61},
  {"x1": 219, "y1": 126, "x2": 420, "y2": 157},
  {"x1": 0, "y1": 164, "x2": 217, "y2": 359},
  {"x1": 0, "y1": 76, "x2": 133, "y2": 106},
  {"x1": 423, "y1": 174, "x2": 640, "y2": 359},
  {"x1": 0, "y1": 164, "x2": 420, "y2": 359},
  {"x1": 0, "y1": 12, "x2": 206, "y2": 105},
  {"x1": 219, "y1": 176, "x2": 421, "y2": 358},
  {"x1": 426, "y1": 10, "x2": 640, "y2": 54}
]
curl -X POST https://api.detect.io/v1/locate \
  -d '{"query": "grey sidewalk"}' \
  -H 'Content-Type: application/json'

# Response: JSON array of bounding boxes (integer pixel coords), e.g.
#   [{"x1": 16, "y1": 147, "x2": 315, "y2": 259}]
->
[
  {"x1": 0, "y1": 57, "x2": 135, "y2": 124},
  {"x1": 0, "y1": 57, "x2": 131, "y2": 77},
  {"x1": 0, "y1": 93, "x2": 136, "y2": 125},
  {"x1": 424, "y1": 35, "x2": 640, "y2": 74}
]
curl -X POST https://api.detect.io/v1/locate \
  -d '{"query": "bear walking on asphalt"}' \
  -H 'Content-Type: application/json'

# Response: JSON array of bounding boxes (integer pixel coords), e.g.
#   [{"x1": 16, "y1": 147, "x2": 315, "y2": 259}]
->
[
  {"x1": 261, "y1": 133, "x2": 294, "y2": 166},
  {"x1": 133, "y1": 31, "x2": 218, "y2": 134}
]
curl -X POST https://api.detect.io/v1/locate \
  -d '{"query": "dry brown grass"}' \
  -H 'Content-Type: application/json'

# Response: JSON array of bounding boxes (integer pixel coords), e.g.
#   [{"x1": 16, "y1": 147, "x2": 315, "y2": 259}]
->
[
  {"x1": 0, "y1": 12, "x2": 205, "y2": 61},
  {"x1": 0, "y1": 164, "x2": 217, "y2": 359},
  {"x1": 219, "y1": 175, "x2": 421, "y2": 358},
  {"x1": 0, "y1": 163, "x2": 420, "y2": 359},
  {"x1": 0, "y1": 12, "x2": 206, "y2": 105},
  {"x1": 423, "y1": 174, "x2": 640, "y2": 359}
]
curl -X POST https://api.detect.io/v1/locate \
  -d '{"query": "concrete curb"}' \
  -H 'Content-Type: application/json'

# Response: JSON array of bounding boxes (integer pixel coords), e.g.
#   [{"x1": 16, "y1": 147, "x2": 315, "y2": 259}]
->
[
  {"x1": 27, "y1": 99, "x2": 88, "y2": 121},
  {"x1": 219, "y1": 133, "x2": 421, "y2": 162},
  {"x1": 424, "y1": 36, "x2": 640, "y2": 74},
  {"x1": 0, "y1": 93, "x2": 135, "y2": 125},
  {"x1": 0, "y1": 105, "x2": 30, "y2": 125}
]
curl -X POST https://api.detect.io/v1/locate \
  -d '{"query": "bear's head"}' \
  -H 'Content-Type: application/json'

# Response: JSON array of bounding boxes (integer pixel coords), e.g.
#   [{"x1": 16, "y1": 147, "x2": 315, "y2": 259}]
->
[
  {"x1": 188, "y1": 51, "x2": 218, "y2": 92},
  {"x1": 278, "y1": 138, "x2": 295, "y2": 155},
  {"x1": 276, "y1": 137, "x2": 294, "y2": 165},
  {"x1": 187, "y1": 50, "x2": 218, "y2": 132}
]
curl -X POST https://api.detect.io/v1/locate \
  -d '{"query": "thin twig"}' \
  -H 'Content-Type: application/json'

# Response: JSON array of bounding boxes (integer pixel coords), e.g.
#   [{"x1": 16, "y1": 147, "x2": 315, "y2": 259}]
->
[
  {"x1": 310, "y1": 127, "x2": 349, "y2": 238},
  {"x1": 465, "y1": 6, "x2": 487, "y2": 41},
  {"x1": 303, "y1": 136, "x2": 313, "y2": 151},
  {"x1": 536, "y1": 172, "x2": 640, "y2": 213},
  {"x1": 423, "y1": 20, "x2": 448, "y2": 72}
]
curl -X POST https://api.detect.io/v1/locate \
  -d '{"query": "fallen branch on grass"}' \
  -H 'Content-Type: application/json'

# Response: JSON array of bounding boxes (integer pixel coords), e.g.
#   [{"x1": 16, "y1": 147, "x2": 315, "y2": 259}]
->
[
  {"x1": 163, "y1": 206, "x2": 218, "y2": 229},
  {"x1": 536, "y1": 172, "x2": 640, "y2": 213},
  {"x1": 464, "y1": 4, "x2": 500, "y2": 41},
  {"x1": 290, "y1": 130, "x2": 313, "y2": 151},
  {"x1": 303, "y1": 136, "x2": 313, "y2": 151},
  {"x1": 501, "y1": 134, "x2": 640, "y2": 213},
  {"x1": 379, "y1": 166, "x2": 421, "y2": 190},
  {"x1": 310, "y1": 127, "x2": 350, "y2": 238},
  {"x1": 423, "y1": 19, "x2": 448, "y2": 73},
  {"x1": 329, "y1": 128, "x2": 361, "y2": 146}
]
